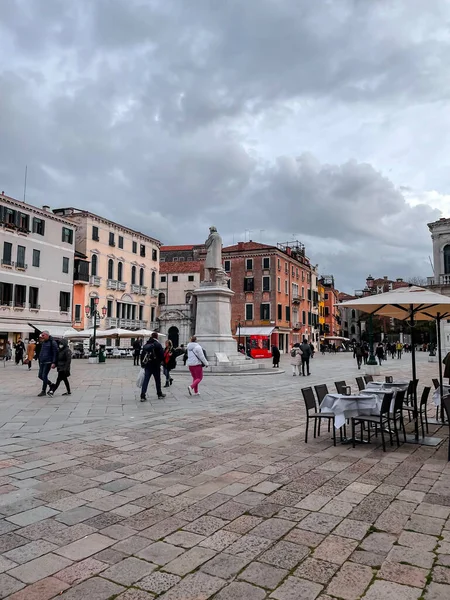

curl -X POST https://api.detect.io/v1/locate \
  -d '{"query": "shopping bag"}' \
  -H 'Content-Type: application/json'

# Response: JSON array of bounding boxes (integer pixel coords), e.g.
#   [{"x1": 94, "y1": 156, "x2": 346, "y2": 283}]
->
[{"x1": 136, "y1": 368, "x2": 145, "y2": 388}]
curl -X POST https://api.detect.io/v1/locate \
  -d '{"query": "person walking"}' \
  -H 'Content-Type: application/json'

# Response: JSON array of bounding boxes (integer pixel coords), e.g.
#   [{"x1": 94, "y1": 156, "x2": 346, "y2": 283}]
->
[
  {"x1": 290, "y1": 343, "x2": 302, "y2": 376},
  {"x1": 300, "y1": 338, "x2": 312, "y2": 376},
  {"x1": 353, "y1": 343, "x2": 363, "y2": 370},
  {"x1": 271, "y1": 344, "x2": 280, "y2": 368},
  {"x1": 132, "y1": 339, "x2": 142, "y2": 366},
  {"x1": 140, "y1": 333, "x2": 165, "y2": 401},
  {"x1": 14, "y1": 338, "x2": 25, "y2": 365},
  {"x1": 309, "y1": 342, "x2": 315, "y2": 359},
  {"x1": 48, "y1": 339, "x2": 72, "y2": 396},
  {"x1": 37, "y1": 331, "x2": 57, "y2": 396},
  {"x1": 26, "y1": 339, "x2": 36, "y2": 370},
  {"x1": 375, "y1": 342, "x2": 384, "y2": 366},
  {"x1": 163, "y1": 340, "x2": 176, "y2": 387},
  {"x1": 396, "y1": 341, "x2": 403, "y2": 359},
  {"x1": 5, "y1": 341, "x2": 12, "y2": 362},
  {"x1": 187, "y1": 336, "x2": 209, "y2": 396}
]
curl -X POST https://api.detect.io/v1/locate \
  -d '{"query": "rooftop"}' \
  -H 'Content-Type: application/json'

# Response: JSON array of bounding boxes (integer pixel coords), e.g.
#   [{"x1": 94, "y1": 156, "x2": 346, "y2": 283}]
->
[
  {"x1": 223, "y1": 241, "x2": 273, "y2": 253},
  {"x1": 160, "y1": 260, "x2": 202, "y2": 274},
  {"x1": 160, "y1": 245, "x2": 196, "y2": 252}
]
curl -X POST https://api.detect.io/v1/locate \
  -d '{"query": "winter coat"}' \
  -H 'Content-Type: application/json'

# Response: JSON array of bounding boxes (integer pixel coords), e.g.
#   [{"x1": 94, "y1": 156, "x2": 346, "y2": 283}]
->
[
  {"x1": 15, "y1": 341, "x2": 25, "y2": 357},
  {"x1": 141, "y1": 339, "x2": 164, "y2": 367},
  {"x1": 39, "y1": 337, "x2": 58, "y2": 364},
  {"x1": 271, "y1": 346, "x2": 280, "y2": 360},
  {"x1": 187, "y1": 342, "x2": 209, "y2": 367},
  {"x1": 290, "y1": 348, "x2": 302, "y2": 366},
  {"x1": 164, "y1": 347, "x2": 177, "y2": 371},
  {"x1": 56, "y1": 339, "x2": 72, "y2": 374},
  {"x1": 27, "y1": 342, "x2": 36, "y2": 362},
  {"x1": 132, "y1": 340, "x2": 142, "y2": 356},
  {"x1": 300, "y1": 343, "x2": 312, "y2": 359}
]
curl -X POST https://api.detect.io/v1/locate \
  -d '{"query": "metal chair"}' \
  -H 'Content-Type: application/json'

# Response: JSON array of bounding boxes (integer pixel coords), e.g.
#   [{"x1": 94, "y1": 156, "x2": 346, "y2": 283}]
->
[
  {"x1": 432, "y1": 378, "x2": 439, "y2": 390},
  {"x1": 364, "y1": 375, "x2": 373, "y2": 384},
  {"x1": 314, "y1": 384, "x2": 329, "y2": 405},
  {"x1": 441, "y1": 395, "x2": 450, "y2": 461},
  {"x1": 356, "y1": 377, "x2": 365, "y2": 391},
  {"x1": 391, "y1": 389, "x2": 407, "y2": 446},
  {"x1": 406, "y1": 379, "x2": 419, "y2": 406},
  {"x1": 335, "y1": 381, "x2": 347, "y2": 394},
  {"x1": 351, "y1": 392, "x2": 394, "y2": 451},
  {"x1": 403, "y1": 386, "x2": 431, "y2": 436},
  {"x1": 301, "y1": 387, "x2": 336, "y2": 446}
]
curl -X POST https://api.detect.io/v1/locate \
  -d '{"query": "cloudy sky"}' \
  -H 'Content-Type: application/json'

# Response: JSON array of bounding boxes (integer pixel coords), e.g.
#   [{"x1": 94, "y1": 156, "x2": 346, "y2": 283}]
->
[{"x1": 1, "y1": 0, "x2": 449, "y2": 292}]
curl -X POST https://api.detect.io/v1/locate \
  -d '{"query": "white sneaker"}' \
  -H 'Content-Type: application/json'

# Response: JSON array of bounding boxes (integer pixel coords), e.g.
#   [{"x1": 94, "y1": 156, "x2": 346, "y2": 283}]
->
[
  {"x1": 188, "y1": 386, "x2": 193, "y2": 396},
  {"x1": 193, "y1": 391, "x2": 200, "y2": 396}
]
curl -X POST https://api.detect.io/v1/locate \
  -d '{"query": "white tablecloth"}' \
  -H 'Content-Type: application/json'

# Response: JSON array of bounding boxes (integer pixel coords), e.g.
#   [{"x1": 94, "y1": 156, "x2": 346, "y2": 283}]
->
[
  {"x1": 320, "y1": 393, "x2": 380, "y2": 429},
  {"x1": 366, "y1": 381, "x2": 409, "y2": 389},
  {"x1": 432, "y1": 384, "x2": 450, "y2": 407}
]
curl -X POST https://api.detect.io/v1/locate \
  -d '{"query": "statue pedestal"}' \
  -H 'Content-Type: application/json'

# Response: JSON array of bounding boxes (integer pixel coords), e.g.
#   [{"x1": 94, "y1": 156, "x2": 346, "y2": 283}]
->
[{"x1": 194, "y1": 284, "x2": 265, "y2": 372}]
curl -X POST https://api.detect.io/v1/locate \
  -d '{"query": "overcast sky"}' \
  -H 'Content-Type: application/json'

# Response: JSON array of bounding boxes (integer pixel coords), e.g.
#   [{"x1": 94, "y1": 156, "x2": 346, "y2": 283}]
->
[{"x1": 1, "y1": 0, "x2": 448, "y2": 292}]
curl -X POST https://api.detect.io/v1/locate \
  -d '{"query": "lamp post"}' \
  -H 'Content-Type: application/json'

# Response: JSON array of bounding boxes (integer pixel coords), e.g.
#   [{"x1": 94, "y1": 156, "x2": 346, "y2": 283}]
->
[
  {"x1": 85, "y1": 298, "x2": 107, "y2": 357},
  {"x1": 236, "y1": 316, "x2": 242, "y2": 351},
  {"x1": 367, "y1": 314, "x2": 378, "y2": 366}
]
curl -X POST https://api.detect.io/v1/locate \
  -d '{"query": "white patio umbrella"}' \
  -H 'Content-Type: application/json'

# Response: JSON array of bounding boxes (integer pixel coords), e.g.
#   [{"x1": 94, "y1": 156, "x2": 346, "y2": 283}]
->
[
  {"x1": 338, "y1": 285, "x2": 450, "y2": 443},
  {"x1": 100, "y1": 328, "x2": 137, "y2": 338},
  {"x1": 63, "y1": 328, "x2": 94, "y2": 339},
  {"x1": 133, "y1": 329, "x2": 166, "y2": 338}
]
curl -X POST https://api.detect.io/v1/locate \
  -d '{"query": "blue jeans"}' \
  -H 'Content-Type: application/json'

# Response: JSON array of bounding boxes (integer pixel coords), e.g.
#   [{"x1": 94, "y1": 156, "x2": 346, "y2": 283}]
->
[
  {"x1": 38, "y1": 362, "x2": 52, "y2": 392},
  {"x1": 142, "y1": 365, "x2": 162, "y2": 396}
]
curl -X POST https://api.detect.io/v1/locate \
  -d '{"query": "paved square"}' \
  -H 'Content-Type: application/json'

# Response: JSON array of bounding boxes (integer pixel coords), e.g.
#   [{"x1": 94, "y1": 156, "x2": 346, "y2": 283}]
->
[{"x1": 0, "y1": 353, "x2": 449, "y2": 598}]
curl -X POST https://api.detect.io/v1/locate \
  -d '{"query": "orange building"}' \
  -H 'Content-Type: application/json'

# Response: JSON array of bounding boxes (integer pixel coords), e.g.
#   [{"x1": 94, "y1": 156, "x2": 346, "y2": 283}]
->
[{"x1": 320, "y1": 276, "x2": 341, "y2": 338}]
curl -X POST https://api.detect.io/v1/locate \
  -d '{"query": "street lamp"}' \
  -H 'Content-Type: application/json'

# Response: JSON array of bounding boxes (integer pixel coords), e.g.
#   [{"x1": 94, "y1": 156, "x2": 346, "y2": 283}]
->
[
  {"x1": 85, "y1": 298, "x2": 107, "y2": 357},
  {"x1": 236, "y1": 316, "x2": 242, "y2": 351}
]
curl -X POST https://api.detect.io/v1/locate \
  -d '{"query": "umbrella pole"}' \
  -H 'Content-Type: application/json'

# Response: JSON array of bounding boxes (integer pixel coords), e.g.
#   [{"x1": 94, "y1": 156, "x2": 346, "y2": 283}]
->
[
  {"x1": 437, "y1": 314, "x2": 445, "y2": 422},
  {"x1": 410, "y1": 308, "x2": 419, "y2": 441}
]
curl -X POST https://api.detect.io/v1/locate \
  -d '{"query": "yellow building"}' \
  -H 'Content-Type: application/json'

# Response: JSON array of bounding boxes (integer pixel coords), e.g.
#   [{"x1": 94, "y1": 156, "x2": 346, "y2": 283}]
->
[{"x1": 53, "y1": 208, "x2": 161, "y2": 332}]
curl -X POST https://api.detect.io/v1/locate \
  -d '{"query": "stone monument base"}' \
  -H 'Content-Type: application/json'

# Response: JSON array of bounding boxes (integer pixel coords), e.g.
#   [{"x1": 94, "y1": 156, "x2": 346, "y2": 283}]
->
[
  {"x1": 364, "y1": 364, "x2": 380, "y2": 376},
  {"x1": 194, "y1": 284, "x2": 268, "y2": 373}
]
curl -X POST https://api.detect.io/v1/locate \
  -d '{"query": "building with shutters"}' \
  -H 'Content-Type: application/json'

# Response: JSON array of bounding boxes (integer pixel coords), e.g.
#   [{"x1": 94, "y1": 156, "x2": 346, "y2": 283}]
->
[{"x1": 0, "y1": 192, "x2": 75, "y2": 350}]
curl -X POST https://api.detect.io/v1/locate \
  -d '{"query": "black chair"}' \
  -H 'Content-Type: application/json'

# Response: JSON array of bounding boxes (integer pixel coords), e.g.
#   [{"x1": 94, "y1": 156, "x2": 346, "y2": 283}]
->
[
  {"x1": 442, "y1": 395, "x2": 450, "y2": 461},
  {"x1": 356, "y1": 377, "x2": 365, "y2": 391},
  {"x1": 301, "y1": 387, "x2": 336, "y2": 446},
  {"x1": 403, "y1": 386, "x2": 431, "y2": 436},
  {"x1": 432, "y1": 378, "x2": 439, "y2": 390},
  {"x1": 391, "y1": 389, "x2": 407, "y2": 446},
  {"x1": 406, "y1": 379, "x2": 419, "y2": 406},
  {"x1": 335, "y1": 381, "x2": 347, "y2": 394},
  {"x1": 364, "y1": 375, "x2": 373, "y2": 384},
  {"x1": 314, "y1": 384, "x2": 329, "y2": 405},
  {"x1": 351, "y1": 392, "x2": 394, "y2": 451}
]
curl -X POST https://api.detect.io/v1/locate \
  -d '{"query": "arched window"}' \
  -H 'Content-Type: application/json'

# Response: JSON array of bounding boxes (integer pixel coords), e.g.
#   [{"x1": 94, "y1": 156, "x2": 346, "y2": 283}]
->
[
  {"x1": 91, "y1": 254, "x2": 97, "y2": 277},
  {"x1": 151, "y1": 271, "x2": 156, "y2": 289},
  {"x1": 117, "y1": 262, "x2": 123, "y2": 282},
  {"x1": 158, "y1": 292, "x2": 166, "y2": 306},
  {"x1": 444, "y1": 245, "x2": 450, "y2": 274},
  {"x1": 108, "y1": 259, "x2": 114, "y2": 280},
  {"x1": 350, "y1": 325, "x2": 356, "y2": 334},
  {"x1": 131, "y1": 266, "x2": 136, "y2": 285},
  {"x1": 139, "y1": 268, "x2": 144, "y2": 286},
  {"x1": 351, "y1": 309, "x2": 356, "y2": 319}
]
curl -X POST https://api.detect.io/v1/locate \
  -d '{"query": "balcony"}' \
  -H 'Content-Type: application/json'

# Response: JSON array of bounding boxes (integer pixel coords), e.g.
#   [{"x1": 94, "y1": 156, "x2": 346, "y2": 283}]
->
[
  {"x1": 150, "y1": 289, "x2": 159, "y2": 297},
  {"x1": 140, "y1": 286, "x2": 148, "y2": 296},
  {"x1": 102, "y1": 317, "x2": 147, "y2": 330},
  {"x1": 131, "y1": 284, "x2": 148, "y2": 296},
  {"x1": 107, "y1": 279, "x2": 119, "y2": 290},
  {"x1": 15, "y1": 263, "x2": 27, "y2": 271},
  {"x1": 118, "y1": 281, "x2": 127, "y2": 291},
  {"x1": 292, "y1": 295, "x2": 301, "y2": 304},
  {"x1": 90, "y1": 276, "x2": 101, "y2": 286},
  {"x1": 13, "y1": 302, "x2": 26, "y2": 310},
  {"x1": 1, "y1": 259, "x2": 13, "y2": 268},
  {"x1": 293, "y1": 322, "x2": 302, "y2": 330},
  {"x1": 429, "y1": 274, "x2": 450, "y2": 286},
  {"x1": 29, "y1": 303, "x2": 40, "y2": 311}
]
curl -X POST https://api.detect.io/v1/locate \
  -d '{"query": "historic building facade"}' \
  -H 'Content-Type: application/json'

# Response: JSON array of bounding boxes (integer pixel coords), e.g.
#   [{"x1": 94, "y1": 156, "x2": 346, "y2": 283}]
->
[{"x1": 428, "y1": 217, "x2": 450, "y2": 352}]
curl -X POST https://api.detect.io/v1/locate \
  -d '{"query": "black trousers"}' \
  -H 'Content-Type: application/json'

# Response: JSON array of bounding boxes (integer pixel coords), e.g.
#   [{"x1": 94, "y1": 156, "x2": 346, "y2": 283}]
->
[
  {"x1": 302, "y1": 357, "x2": 310, "y2": 375},
  {"x1": 52, "y1": 372, "x2": 71, "y2": 394},
  {"x1": 133, "y1": 354, "x2": 140, "y2": 366},
  {"x1": 142, "y1": 365, "x2": 162, "y2": 396}
]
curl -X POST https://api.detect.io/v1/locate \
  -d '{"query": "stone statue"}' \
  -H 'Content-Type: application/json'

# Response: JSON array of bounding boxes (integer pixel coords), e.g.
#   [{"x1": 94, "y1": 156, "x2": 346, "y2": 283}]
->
[{"x1": 204, "y1": 226, "x2": 227, "y2": 285}]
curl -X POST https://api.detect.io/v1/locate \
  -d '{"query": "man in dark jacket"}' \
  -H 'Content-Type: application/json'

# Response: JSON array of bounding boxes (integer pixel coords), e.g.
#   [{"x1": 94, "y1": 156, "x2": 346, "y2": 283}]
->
[
  {"x1": 37, "y1": 331, "x2": 57, "y2": 396},
  {"x1": 132, "y1": 339, "x2": 142, "y2": 366},
  {"x1": 353, "y1": 343, "x2": 363, "y2": 370},
  {"x1": 300, "y1": 338, "x2": 312, "y2": 376},
  {"x1": 48, "y1": 339, "x2": 72, "y2": 397},
  {"x1": 140, "y1": 332, "x2": 165, "y2": 402}
]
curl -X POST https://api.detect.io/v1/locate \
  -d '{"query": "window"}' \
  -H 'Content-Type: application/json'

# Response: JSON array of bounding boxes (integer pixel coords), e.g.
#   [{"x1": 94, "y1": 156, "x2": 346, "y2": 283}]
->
[
  {"x1": 285, "y1": 280, "x2": 288, "y2": 294},
  {"x1": 32, "y1": 217, "x2": 45, "y2": 236},
  {"x1": 188, "y1": 275, "x2": 195, "y2": 282},
  {"x1": 29, "y1": 287, "x2": 39, "y2": 309},
  {"x1": 158, "y1": 292, "x2": 166, "y2": 306},
  {"x1": 131, "y1": 265, "x2": 136, "y2": 285},
  {"x1": 224, "y1": 260, "x2": 231, "y2": 272},
  {"x1": 244, "y1": 277, "x2": 254, "y2": 292},
  {"x1": 117, "y1": 262, "x2": 123, "y2": 281},
  {"x1": 91, "y1": 254, "x2": 98, "y2": 276},
  {"x1": 245, "y1": 303, "x2": 254, "y2": 320},
  {"x1": 62, "y1": 257, "x2": 69, "y2": 274},
  {"x1": 108, "y1": 259, "x2": 114, "y2": 280},
  {"x1": 325, "y1": 306, "x2": 330, "y2": 316},
  {"x1": 351, "y1": 309, "x2": 356, "y2": 319},
  {"x1": 286, "y1": 306, "x2": 291, "y2": 321},
  {"x1": 292, "y1": 266, "x2": 295, "y2": 276},
  {"x1": 260, "y1": 303, "x2": 270, "y2": 320},
  {"x1": 74, "y1": 304, "x2": 81, "y2": 322},
  {"x1": 277, "y1": 277, "x2": 281, "y2": 292},
  {"x1": 292, "y1": 283, "x2": 299, "y2": 297},
  {"x1": 18, "y1": 213, "x2": 29, "y2": 230},
  {"x1": 151, "y1": 271, "x2": 156, "y2": 288},
  {"x1": 140, "y1": 244, "x2": 146, "y2": 257},
  {"x1": 302, "y1": 311, "x2": 306, "y2": 324},
  {"x1": 172, "y1": 275, "x2": 178, "y2": 282},
  {"x1": 263, "y1": 257, "x2": 270, "y2": 269},
  {"x1": 140, "y1": 268, "x2": 144, "y2": 286},
  {"x1": 60, "y1": 291, "x2": 70, "y2": 312},
  {"x1": 246, "y1": 258, "x2": 253, "y2": 271},
  {"x1": 32, "y1": 249, "x2": 40, "y2": 268},
  {"x1": 285, "y1": 263, "x2": 288, "y2": 273},
  {"x1": 107, "y1": 300, "x2": 113, "y2": 318},
  {"x1": 278, "y1": 304, "x2": 282, "y2": 320},
  {"x1": 62, "y1": 227, "x2": 73, "y2": 244},
  {"x1": 16, "y1": 245, "x2": 26, "y2": 268},
  {"x1": 324, "y1": 293, "x2": 329, "y2": 300},
  {"x1": 139, "y1": 305, "x2": 144, "y2": 320},
  {"x1": 161, "y1": 275, "x2": 167, "y2": 283},
  {"x1": 92, "y1": 226, "x2": 99, "y2": 241},
  {"x1": 109, "y1": 232, "x2": 115, "y2": 246},
  {"x1": 14, "y1": 284, "x2": 26, "y2": 307},
  {"x1": 132, "y1": 241, "x2": 137, "y2": 254},
  {"x1": 302, "y1": 286, "x2": 305, "y2": 298},
  {"x1": 0, "y1": 282, "x2": 13, "y2": 306},
  {"x1": 350, "y1": 325, "x2": 356, "y2": 335},
  {"x1": 152, "y1": 249, "x2": 157, "y2": 261},
  {"x1": 262, "y1": 276, "x2": 270, "y2": 291},
  {"x1": 2, "y1": 242, "x2": 12, "y2": 265}
]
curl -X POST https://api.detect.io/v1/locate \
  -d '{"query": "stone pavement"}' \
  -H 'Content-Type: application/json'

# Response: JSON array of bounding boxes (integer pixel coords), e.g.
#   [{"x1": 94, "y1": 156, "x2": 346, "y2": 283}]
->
[{"x1": 0, "y1": 352, "x2": 449, "y2": 599}]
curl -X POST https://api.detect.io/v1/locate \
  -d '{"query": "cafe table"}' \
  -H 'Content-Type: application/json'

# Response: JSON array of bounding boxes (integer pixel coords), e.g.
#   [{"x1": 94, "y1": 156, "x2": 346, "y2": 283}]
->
[{"x1": 320, "y1": 392, "x2": 380, "y2": 429}]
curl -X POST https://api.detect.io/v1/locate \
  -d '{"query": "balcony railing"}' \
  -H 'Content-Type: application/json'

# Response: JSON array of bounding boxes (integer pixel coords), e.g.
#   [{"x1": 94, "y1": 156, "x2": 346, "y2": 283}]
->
[
  {"x1": 429, "y1": 274, "x2": 450, "y2": 286},
  {"x1": 131, "y1": 284, "x2": 148, "y2": 295},
  {"x1": 1, "y1": 259, "x2": 13, "y2": 267},
  {"x1": 118, "y1": 281, "x2": 127, "y2": 291},
  {"x1": 15, "y1": 263, "x2": 27, "y2": 271},
  {"x1": 107, "y1": 279, "x2": 118, "y2": 290},
  {"x1": 150, "y1": 289, "x2": 159, "y2": 297},
  {"x1": 29, "y1": 303, "x2": 40, "y2": 310},
  {"x1": 102, "y1": 317, "x2": 147, "y2": 330},
  {"x1": 292, "y1": 295, "x2": 301, "y2": 304},
  {"x1": 90, "y1": 276, "x2": 101, "y2": 286}
]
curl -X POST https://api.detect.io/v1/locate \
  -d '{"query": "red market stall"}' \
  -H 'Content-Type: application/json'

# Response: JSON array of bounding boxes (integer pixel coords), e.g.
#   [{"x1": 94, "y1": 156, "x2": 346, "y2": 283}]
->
[{"x1": 236, "y1": 327, "x2": 275, "y2": 359}]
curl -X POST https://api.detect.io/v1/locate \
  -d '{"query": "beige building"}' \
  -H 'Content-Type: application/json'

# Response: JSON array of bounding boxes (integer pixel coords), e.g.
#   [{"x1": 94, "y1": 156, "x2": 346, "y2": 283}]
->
[
  {"x1": 0, "y1": 193, "x2": 75, "y2": 350},
  {"x1": 53, "y1": 208, "x2": 161, "y2": 332}
]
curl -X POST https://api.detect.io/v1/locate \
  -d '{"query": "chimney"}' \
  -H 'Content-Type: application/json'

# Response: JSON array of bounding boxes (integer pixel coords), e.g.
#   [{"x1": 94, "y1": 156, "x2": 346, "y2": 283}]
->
[
  {"x1": 384, "y1": 275, "x2": 388, "y2": 280},
  {"x1": 237, "y1": 242, "x2": 244, "y2": 250},
  {"x1": 396, "y1": 278, "x2": 403, "y2": 282},
  {"x1": 42, "y1": 205, "x2": 50, "y2": 212}
]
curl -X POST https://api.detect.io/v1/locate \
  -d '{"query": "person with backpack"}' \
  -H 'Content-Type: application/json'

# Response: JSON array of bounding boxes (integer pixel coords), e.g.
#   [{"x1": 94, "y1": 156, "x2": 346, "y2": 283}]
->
[
  {"x1": 163, "y1": 339, "x2": 177, "y2": 387},
  {"x1": 300, "y1": 338, "x2": 312, "y2": 376},
  {"x1": 140, "y1": 332, "x2": 165, "y2": 402},
  {"x1": 186, "y1": 336, "x2": 209, "y2": 396},
  {"x1": 290, "y1": 343, "x2": 302, "y2": 376}
]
